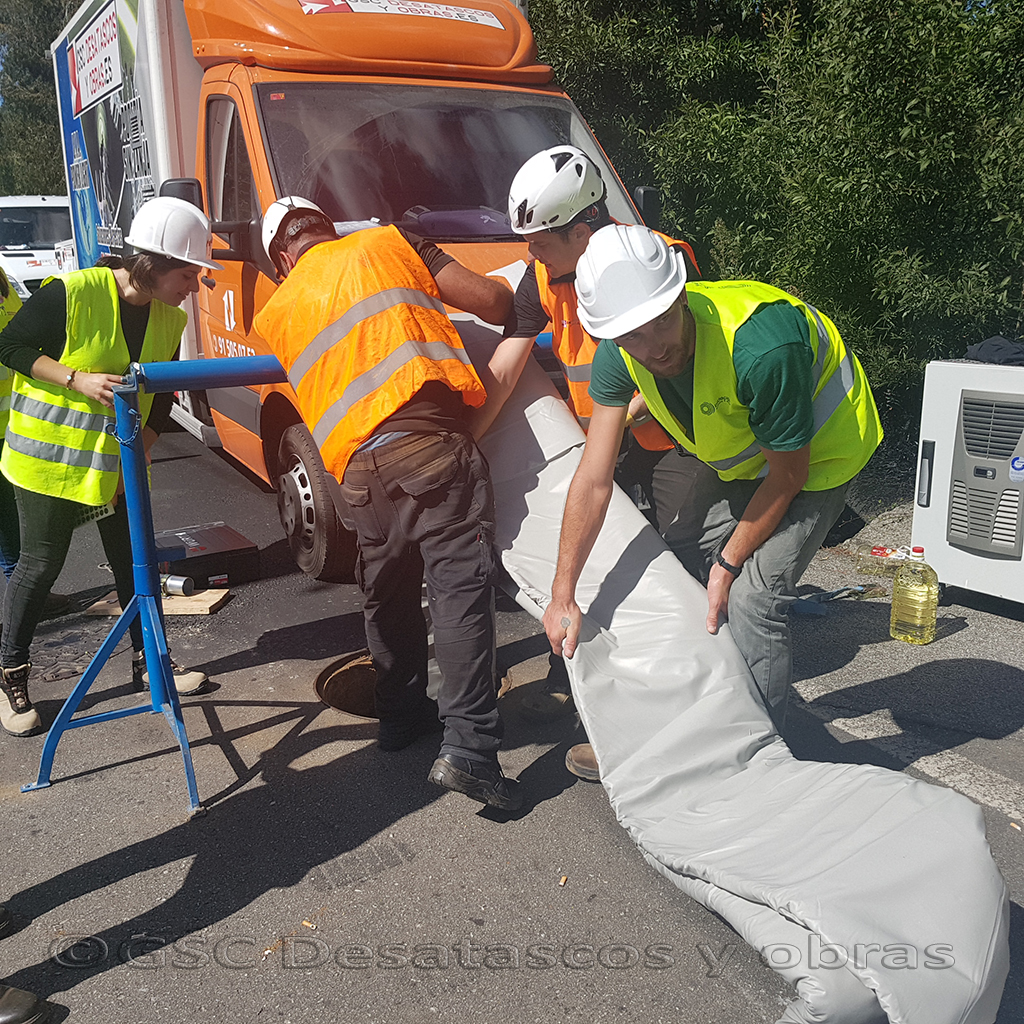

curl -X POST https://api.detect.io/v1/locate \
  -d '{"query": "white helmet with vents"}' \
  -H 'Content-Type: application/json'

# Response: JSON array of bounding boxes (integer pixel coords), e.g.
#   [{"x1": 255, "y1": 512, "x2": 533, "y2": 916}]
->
[
  {"x1": 507, "y1": 146, "x2": 605, "y2": 235},
  {"x1": 261, "y1": 195, "x2": 332, "y2": 265}
]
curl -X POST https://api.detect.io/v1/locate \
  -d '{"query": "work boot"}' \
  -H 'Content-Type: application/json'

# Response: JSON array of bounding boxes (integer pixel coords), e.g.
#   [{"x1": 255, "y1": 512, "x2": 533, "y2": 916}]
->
[
  {"x1": 0, "y1": 665, "x2": 42, "y2": 738},
  {"x1": 428, "y1": 754, "x2": 522, "y2": 811},
  {"x1": 132, "y1": 655, "x2": 206, "y2": 696},
  {"x1": 0, "y1": 983, "x2": 47, "y2": 1024},
  {"x1": 0, "y1": 906, "x2": 47, "y2": 1024},
  {"x1": 565, "y1": 742, "x2": 600, "y2": 782}
]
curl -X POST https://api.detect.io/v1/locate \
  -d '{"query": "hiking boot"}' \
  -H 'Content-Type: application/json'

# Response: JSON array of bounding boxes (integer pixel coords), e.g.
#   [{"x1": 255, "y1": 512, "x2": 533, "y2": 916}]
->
[
  {"x1": 428, "y1": 754, "x2": 522, "y2": 811},
  {"x1": 565, "y1": 743, "x2": 600, "y2": 782},
  {"x1": 0, "y1": 665, "x2": 42, "y2": 738},
  {"x1": 0, "y1": 982, "x2": 48, "y2": 1024},
  {"x1": 132, "y1": 656, "x2": 206, "y2": 696},
  {"x1": 377, "y1": 710, "x2": 443, "y2": 752}
]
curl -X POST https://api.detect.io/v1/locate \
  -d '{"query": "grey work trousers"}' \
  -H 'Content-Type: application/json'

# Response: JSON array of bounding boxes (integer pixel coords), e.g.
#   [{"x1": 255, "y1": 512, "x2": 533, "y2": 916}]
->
[{"x1": 652, "y1": 450, "x2": 849, "y2": 728}]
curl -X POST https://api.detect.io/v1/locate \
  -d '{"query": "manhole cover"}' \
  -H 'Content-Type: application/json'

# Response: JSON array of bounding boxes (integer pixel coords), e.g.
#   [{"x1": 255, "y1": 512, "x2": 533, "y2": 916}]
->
[{"x1": 315, "y1": 650, "x2": 378, "y2": 720}]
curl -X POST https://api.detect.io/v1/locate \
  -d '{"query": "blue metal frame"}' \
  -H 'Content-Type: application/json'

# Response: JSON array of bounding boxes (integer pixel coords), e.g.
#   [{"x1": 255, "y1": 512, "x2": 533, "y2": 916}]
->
[{"x1": 22, "y1": 356, "x2": 287, "y2": 814}]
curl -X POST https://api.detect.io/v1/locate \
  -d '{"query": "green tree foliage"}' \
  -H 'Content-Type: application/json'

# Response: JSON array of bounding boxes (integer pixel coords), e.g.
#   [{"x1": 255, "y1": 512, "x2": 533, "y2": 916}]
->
[
  {"x1": 532, "y1": 0, "x2": 1024, "y2": 424},
  {"x1": 0, "y1": 0, "x2": 74, "y2": 195}
]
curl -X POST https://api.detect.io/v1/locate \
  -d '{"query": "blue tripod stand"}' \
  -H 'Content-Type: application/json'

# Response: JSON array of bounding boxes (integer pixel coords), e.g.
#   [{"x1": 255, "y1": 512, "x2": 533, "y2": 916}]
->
[{"x1": 22, "y1": 355, "x2": 287, "y2": 814}]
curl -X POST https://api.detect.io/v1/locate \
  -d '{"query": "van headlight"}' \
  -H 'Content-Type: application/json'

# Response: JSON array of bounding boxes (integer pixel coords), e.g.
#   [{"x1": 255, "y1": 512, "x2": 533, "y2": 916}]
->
[{"x1": 9, "y1": 277, "x2": 31, "y2": 300}]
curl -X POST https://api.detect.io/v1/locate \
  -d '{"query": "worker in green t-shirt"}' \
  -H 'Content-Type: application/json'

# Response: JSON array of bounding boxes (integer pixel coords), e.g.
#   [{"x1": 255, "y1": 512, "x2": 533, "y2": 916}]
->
[{"x1": 543, "y1": 225, "x2": 882, "y2": 748}]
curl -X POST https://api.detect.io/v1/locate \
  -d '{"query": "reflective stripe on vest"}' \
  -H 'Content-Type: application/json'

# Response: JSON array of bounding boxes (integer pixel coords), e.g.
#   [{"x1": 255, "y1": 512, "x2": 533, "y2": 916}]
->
[
  {"x1": 9, "y1": 391, "x2": 110, "y2": 434},
  {"x1": 254, "y1": 226, "x2": 485, "y2": 480},
  {"x1": 3, "y1": 430, "x2": 119, "y2": 474},
  {"x1": 310, "y1": 338, "x2": 476, "y2": 449},
  {"x1": 621, "y1": 281, "x2": 882, "y2": 490},
  {"x1": 288, "y1": 287, "x2": 448, "y2": 389},
  {"x1": 0, "y1": 267, "x2": 184, "y2": 505}
]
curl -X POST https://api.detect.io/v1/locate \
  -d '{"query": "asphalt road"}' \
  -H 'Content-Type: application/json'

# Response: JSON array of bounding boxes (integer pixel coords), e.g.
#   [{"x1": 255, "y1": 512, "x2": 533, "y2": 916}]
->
[{"x1": 0, "y1": 424, "x2": 1022, "y2": 1023}]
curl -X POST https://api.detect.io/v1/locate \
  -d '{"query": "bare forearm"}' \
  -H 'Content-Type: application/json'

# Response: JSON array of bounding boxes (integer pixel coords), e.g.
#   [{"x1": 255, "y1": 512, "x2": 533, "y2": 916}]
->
[
  {"x1": 466, "y1": 335, "x2": 535, "y2": 439},
  {"x1": 705, "y1": 446, "x2": 809, "y2": 634},
  {"x1": 721, "y1": 472, "x2": 805, "y2": 565},
  {"x1": 30, "y1": 355, "x2": 124, "y2": 409},
  {"x1": 551, "y1": 472, "x2": 614, "y2": 603}
]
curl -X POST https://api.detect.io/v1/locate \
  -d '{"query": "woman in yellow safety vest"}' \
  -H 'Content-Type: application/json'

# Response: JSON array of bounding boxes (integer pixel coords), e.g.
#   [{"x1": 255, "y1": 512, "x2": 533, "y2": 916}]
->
[{"x1": 0, "y1": 197, "x2": 222, "y2": 738}]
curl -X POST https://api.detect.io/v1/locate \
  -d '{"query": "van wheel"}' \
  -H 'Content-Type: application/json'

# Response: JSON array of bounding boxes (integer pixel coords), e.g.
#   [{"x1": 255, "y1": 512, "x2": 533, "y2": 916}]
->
[{"x1": 276, "y1": 424, "x2": 356, "y2": 582}]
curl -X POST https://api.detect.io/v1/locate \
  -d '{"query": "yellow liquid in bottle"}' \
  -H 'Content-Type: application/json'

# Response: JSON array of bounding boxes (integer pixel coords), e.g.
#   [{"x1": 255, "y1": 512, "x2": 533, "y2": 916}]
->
[{"x1": 890, "y1": 561, "x2": 939, "y2": 645}]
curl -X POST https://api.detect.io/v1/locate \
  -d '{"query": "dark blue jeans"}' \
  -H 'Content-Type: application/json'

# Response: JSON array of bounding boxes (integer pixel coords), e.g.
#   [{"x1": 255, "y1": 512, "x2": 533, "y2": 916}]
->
[{"x1": 339, "y1": 430, "x2": 502, "y2": 759}]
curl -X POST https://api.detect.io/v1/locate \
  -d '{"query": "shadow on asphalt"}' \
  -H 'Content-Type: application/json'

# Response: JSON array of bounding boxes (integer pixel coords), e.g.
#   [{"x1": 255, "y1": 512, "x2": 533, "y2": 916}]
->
[
  {"x1": 190, "y1": 612, "x2": 368, "y2": 678},
  {"x1": 792, "y1": 652, "x2": 1024, "y2": 746},
  {"x1": 3, "y1": 698, "x2": 577, "y2": 1000}
]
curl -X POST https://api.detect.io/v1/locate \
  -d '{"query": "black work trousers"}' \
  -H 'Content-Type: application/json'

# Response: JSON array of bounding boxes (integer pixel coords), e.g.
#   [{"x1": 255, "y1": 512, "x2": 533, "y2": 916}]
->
[
  {"x1": 1, "y1": 486, "x2": 142, "y2": 668},
  {"x1": 339, "y1": 430, "x2": 501, "y2": 759}
]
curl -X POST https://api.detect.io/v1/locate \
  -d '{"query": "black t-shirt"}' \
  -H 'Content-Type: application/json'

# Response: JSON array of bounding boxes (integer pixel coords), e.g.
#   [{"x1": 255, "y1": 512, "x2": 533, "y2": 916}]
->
[
  {"x1": 0, "y1": 277, "x2": 177, "y2": 433},
  {"x1": 507, "y1": 261, "x2": 561, "y2": 339}
]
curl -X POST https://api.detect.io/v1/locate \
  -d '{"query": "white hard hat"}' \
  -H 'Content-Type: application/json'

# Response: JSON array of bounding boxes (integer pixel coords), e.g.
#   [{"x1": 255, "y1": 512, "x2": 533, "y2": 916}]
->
[
  {"x1": 125, "y1": 196, "x2": 223, "y2": 271},
  {"x1": 507, "y1": 146, "x2": 605, "y2": 235},
  {"x1": 575, "y1": 224, "x2": 687, "y2": 339},
  {"x1": 262, "y1": 196, "x2": 331, "y2": 264}
]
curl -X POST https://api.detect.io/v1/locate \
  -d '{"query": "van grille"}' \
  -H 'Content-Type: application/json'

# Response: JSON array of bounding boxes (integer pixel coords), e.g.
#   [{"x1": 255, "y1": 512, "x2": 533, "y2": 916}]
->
[{"x1": 962, "y1": 398, "x2": 1024, "y2": 459}]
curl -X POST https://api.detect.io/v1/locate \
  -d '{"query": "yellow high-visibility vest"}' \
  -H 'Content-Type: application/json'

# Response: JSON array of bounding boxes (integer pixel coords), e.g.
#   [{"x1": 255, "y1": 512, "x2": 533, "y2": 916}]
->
[
  {"x1": 620, "y1": 281, "x2": 882, "y2": 490},
  {"x1": 1, "y1": 267, "x2": 185, "y2": 505}
]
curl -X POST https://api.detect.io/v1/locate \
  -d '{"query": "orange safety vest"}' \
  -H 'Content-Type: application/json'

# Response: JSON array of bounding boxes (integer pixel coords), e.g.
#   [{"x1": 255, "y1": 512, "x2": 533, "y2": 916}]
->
[
  {"x1": 254, "y1": 226, "x2": 486, "y2": 480},
  {"x1": 535, "y1": 230, "x2": 700, "y2": 451}
]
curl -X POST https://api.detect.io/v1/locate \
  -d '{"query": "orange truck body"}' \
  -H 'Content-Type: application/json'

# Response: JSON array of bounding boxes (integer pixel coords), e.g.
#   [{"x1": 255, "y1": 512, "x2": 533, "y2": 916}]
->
[{"x1": 53, "y1": 0, "x2": 642, "y2": 576}]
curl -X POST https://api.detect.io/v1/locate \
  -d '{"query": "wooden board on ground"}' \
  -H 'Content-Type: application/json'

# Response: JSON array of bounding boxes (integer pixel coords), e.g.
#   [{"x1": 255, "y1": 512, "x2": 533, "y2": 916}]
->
[{"x1": 85, "y1": 589, "x2": 230, "y2": 616}]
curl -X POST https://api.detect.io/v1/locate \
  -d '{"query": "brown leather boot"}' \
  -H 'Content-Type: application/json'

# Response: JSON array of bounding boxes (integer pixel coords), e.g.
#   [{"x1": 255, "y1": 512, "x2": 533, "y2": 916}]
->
[
  {"x1": 565, "y1": 742, "x2": 600, "y2": 782},
  {"x1": 0, "y1": 665, "x2": 41, "y2": 738}
]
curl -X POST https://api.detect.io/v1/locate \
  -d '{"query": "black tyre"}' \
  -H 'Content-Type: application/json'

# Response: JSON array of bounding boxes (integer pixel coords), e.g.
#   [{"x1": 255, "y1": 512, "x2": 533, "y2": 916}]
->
[{"x1": 276, "y1": 423, "x2": 357, "y2": 582}]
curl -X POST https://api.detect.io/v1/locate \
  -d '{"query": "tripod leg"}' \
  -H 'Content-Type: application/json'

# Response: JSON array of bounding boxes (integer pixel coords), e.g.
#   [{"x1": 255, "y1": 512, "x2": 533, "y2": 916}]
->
[
  {"x1": 22, "y1": 597, "x2": 141, "y2": 792},
  {"x1": 139, "y1": 596, "x2": 201, "y2": 813}
]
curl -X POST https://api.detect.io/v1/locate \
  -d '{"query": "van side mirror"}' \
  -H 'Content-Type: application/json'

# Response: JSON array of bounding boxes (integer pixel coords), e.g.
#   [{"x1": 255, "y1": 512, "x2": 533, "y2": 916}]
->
[
  {"x1": 159, "y1": 177, "x2": 204, "y2": 210},
  {"x1": 633, "y1": 186, "x2": 662, "y2": 232}
]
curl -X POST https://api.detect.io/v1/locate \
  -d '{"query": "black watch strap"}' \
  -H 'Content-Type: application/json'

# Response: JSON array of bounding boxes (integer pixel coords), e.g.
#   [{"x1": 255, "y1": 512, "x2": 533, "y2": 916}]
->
[{"x1": 715, "y1": 550, "x2": 743, "y2": 578}]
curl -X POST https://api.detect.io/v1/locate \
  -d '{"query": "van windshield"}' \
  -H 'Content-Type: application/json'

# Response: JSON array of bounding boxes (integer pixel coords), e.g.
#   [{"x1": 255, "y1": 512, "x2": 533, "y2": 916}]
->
[
  {"x1": 0, "y1": 206, "x2": 72, "y2": 250},
  {"x1": 257, "y1": 83, "x2": 635, "y2": 241}
]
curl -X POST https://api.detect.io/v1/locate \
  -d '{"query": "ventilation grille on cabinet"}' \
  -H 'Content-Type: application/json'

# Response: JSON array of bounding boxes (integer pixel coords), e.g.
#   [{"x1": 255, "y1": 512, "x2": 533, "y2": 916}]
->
[
  {"x1": 961, "y1": 398, "x2": 1024, "y2": 459},
  {"x1": 949, "y1": 481, "x2": 1020, "y2": 548}
]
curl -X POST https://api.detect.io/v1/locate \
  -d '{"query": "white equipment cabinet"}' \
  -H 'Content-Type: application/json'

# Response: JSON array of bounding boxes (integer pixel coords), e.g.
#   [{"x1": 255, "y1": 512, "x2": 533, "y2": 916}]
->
[{"x1": 912, "y1": 358, "x2": 1024, "y2": 601}]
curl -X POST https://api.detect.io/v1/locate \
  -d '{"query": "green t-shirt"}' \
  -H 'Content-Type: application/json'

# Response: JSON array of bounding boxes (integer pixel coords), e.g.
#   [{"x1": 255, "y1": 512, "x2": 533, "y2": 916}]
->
[{"x1": 589, "y1": 299, "x2": 815, "y2": 451}]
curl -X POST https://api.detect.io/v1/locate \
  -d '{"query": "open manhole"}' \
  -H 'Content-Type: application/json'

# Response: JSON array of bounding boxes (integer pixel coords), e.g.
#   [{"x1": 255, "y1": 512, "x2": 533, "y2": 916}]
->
[{"x1": 314, "y1": 650, "x2": 378, "y2": 720}]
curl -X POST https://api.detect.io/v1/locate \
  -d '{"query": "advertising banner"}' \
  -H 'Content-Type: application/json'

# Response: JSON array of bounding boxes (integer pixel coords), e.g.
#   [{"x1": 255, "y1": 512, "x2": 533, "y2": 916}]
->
[{"x1": 54, "y1": 0, "x2": 155, "y2": 267}]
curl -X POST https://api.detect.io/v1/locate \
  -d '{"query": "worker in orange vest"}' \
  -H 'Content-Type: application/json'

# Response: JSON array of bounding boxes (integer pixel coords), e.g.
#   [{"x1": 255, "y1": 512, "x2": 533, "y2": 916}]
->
[{"x1": 255, "y1": 198, "x2": 523, "y2": 811}]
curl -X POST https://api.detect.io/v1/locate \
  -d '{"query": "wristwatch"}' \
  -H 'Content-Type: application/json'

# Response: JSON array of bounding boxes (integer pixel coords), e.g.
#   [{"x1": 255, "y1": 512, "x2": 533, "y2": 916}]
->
[
  {"x1": 715, "y1": 550, "x2": 744, "y2": 578},
  {"x1": 65, "y1": 370, "x2": 77, "y2": 390}
]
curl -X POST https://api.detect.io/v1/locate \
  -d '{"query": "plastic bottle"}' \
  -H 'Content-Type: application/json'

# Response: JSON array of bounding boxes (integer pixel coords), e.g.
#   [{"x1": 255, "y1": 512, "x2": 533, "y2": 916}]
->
[
  {"x1": 847, "y1": 540, "x2": 911, "y2": 576},
  {"x1": 890, "y1": 546, "x2": 939, "y2": 645}
]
